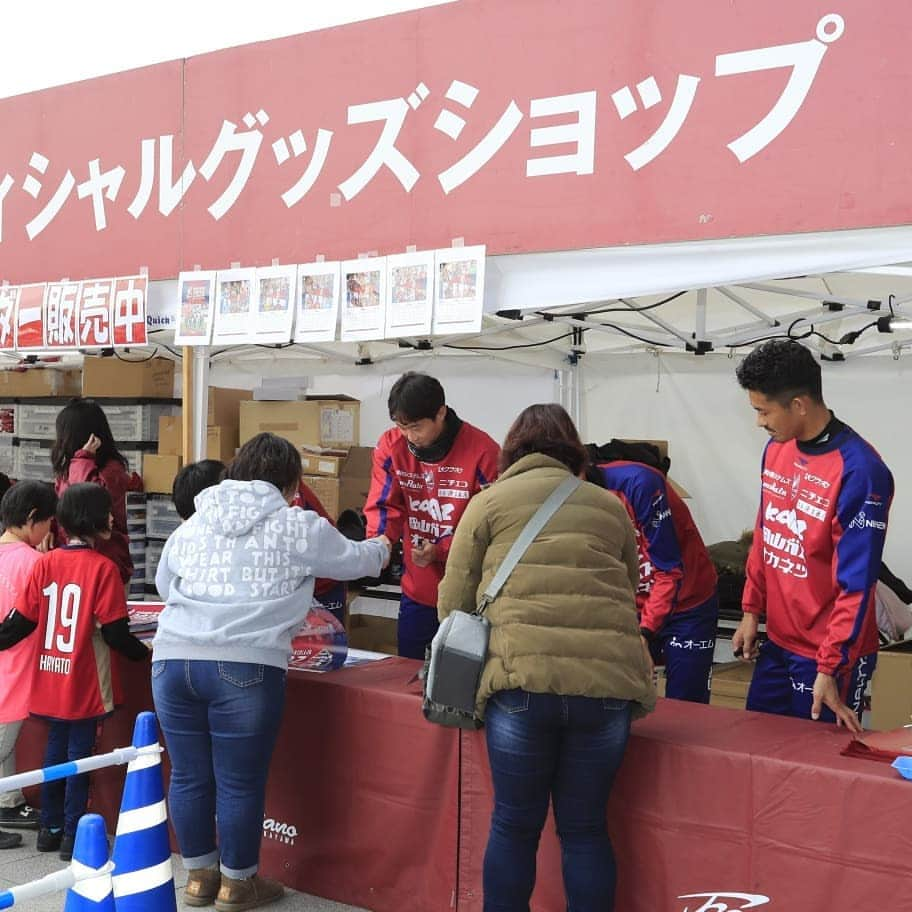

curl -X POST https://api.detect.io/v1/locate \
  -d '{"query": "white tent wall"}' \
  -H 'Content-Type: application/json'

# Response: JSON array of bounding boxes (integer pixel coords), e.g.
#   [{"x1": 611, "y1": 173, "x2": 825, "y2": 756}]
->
[{"x1": 579, "y1": 352, "x2": 912, "y2": 578}]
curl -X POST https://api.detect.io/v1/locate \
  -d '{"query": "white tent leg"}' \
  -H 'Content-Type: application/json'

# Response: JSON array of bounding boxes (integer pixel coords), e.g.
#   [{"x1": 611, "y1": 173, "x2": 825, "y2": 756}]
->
[{"x1": 191, "y1": 346, "x2": 210, "y2": 461}]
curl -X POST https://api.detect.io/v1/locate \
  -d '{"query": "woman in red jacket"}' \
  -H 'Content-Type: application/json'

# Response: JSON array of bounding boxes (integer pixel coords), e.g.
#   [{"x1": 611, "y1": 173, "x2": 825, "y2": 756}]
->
[{"x1": 51, "y1": 398, "x2": 142, "y2": 586}]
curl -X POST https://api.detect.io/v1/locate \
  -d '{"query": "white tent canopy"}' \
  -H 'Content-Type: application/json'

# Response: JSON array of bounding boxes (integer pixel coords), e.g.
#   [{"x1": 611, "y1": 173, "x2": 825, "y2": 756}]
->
[{"x1": 139, "y1": 225, "x2": 912, "y2": 576}]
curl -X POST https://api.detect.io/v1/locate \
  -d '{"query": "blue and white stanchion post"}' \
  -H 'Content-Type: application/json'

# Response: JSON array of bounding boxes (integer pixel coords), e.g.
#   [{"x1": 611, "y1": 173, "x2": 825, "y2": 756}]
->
[
  {"x1": 111, "y1": 712, "x2": 177, "y2": 911},
  {"x1": 0, "y1": 813, "x2": 114, "y2": 909},
  {"x1": 64, "y1": 814, "x2": 115, "y2": 911}
]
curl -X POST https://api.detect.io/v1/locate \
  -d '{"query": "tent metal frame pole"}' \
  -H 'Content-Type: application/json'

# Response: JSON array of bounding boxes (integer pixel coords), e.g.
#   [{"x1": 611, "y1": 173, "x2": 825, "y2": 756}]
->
[
  {"x1": 715, "y1": 304, "x2": 870, "y2": 347},
  {"x1": 618, "y1": 298, "x2": 692, "y2": 345},
  {"x1": 717, "y1": 286, "x2": 779, "y2": 326},
  {"x1": 738, "y1": 283, "x2": 881, "y2": 310},
  {"x1": 695, "y1": 288, "x2": 707, "y2": 342},
  {"x1": 191, "y1": 346, "x2": 209, "y2": 461}
]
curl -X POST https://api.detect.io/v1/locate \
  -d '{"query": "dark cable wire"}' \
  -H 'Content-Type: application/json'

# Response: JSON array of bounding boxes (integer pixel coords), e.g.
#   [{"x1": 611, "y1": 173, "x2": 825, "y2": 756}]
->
[
  {"x1": 560, "y1": 290, "x2": 687, "y2": 319},
  {"x1": 114, "y1": 349, "x2": 159, "y2": 363},
  {"x1": 443, "y1": 332, "x2": 577, "y2": 352}
]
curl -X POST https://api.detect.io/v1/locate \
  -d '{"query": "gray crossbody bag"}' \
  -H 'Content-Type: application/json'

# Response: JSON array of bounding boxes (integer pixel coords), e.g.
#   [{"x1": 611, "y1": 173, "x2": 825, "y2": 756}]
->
[{"x1": 422, "y1": 475, "x2": 582, "y2": 729}]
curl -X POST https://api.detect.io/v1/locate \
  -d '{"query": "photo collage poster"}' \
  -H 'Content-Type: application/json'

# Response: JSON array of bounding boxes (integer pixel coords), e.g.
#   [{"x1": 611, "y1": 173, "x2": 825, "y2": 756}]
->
[
  {"x1": 175, "y1": 271, "x2": 217, "y2": 346},
  {"x1": 212, "y1": 267, "x2": 257, "y2": 344},
  {"x1": 255, "y1": 265, "x2": 297, "y2": 343},
  {"x1": 294, "y1": 262, "x2": 341, "y2": 343},
  {"x1": 340, "y1": 257, "x2": 387, "y2": 342},
  {"x1": 171, "y1": 246, "x2": 485, "y2": 347},
  {"x1": 432, "y1": 245, "x2": 486, "y2": 336},
  {"x1": 385, "y1": 250, "x2": 434, "y2": 338}
]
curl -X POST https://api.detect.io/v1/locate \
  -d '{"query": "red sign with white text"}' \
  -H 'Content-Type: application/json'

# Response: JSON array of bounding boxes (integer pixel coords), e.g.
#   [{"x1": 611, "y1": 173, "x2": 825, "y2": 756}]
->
[
  {"x1": 0, "y1": 288, "x2": 17, "y2": 350},
  {"x1": 2, "y1": 275, "x2": 146, "y2": 352},
  {"x1": 44, "y1": 281, "x2": 80, "y2": 349},
  {"x1": 77, "y1": 279, "x2": 116, "y2": 348},
  {"x1": 16, "y1": 284, "x2": 46, "y2": 350},
  {"x1": 112, "y1": 276, "x2": 148, "y2": 347},
  {"x1": 0, "y1": 0, "x2": 910, "y2": 284}
]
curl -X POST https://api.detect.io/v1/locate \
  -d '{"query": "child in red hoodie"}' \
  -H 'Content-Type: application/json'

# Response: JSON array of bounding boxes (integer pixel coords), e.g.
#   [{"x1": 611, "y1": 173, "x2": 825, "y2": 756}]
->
[{"x1": 52, "y1": 398, "x2": 143, "y2": 586}]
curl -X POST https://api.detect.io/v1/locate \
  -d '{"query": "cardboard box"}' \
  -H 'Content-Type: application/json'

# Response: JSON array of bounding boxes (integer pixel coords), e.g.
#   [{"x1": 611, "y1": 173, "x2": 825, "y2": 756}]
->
[
  {"x1": 82, "y1": 356, "x2": 175, "y2": 399},
  {"x1": 158, "y1": 416, "x2": 182, "y2": 455},
  {"x1": 347, "y1": 614, "x2": 398, "y2": 656},
  {"x1": 207, "y1": 387, "x2": 252, "y2": 429},
  {"x1": 871, "y1": 641, "x2": 912, "y2": 730},
  {"x1": 240, "y1": 397, "x2": 360, "y2": 449},
  {"x1": 300, "y1": 447, "x2": 373, "y2": 519},
  {"x1": 709, "y1": 661, "x2": 754, "y2": 710},
  {"x1": 207, "y1": 425, "x2": 238, "y2": 463},
  {"x1": 0, "y1": 369, "x2": 81, "y2": 398},
  {"x1": 617, "y1": 437, "x2": 691, "y2": 499},
  {"x1": 143, "y1": 454, "x2": 182, "y2": 494},
  {"x1": 300, "y1": 447, "x2": 358, "y2": 478}
]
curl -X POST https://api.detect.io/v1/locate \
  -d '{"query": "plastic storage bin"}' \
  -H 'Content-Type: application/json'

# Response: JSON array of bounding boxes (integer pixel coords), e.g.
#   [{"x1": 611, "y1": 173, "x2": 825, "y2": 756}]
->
[
  {"x1": 17, "y1": 440, "x2": 53, "y2": 482},
  {"x1": 146, "y1": 496, "x2": 180, "y2": 540},
  {"x1": 100, "y1": 404, "x2": 176, "y2": 441}
]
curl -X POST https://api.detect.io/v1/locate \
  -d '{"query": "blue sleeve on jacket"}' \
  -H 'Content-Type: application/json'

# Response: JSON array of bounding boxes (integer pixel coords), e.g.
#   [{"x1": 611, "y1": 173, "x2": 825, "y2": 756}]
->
[
  {"x1": 827, "y1": 440, "x2": 894, "y2": 671},
  {"x1": 600, "y1": 463, "x2": 683, "y2": 574}
]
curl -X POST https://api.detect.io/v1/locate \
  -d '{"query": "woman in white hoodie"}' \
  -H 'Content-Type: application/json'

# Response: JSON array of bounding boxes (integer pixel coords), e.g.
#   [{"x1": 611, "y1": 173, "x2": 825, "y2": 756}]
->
[{"x1": 153, "y1": 433, "x2": 390, "y2": 912}]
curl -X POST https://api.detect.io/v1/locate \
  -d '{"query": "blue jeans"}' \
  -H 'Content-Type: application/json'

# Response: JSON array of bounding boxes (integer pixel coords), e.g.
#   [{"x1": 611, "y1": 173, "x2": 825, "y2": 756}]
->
[
  {"x1": 483, "y1": 689, "x2": 633, "y2": 912},
  {"x1": 398, "y1": 595, "x2": 439, "y2": 659},
  {"x1": 41, "y1": 718, "x2": 98, "y2": 835},
  {"x1": 650, "y1": 594, "x2": 718, "y2": 704},
  {"x1": 747, "y1": 639, "x2": 876, "y2": 723},
  {"x1": 151, "y1": 660, "x2": 286, "y2": 878}
]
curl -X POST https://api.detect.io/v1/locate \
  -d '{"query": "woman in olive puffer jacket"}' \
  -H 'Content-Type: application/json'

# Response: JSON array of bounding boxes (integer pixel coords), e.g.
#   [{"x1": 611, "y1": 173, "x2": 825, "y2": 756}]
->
[{"x1": 437, "y1": 403, "x2": 655, "y2": 912}]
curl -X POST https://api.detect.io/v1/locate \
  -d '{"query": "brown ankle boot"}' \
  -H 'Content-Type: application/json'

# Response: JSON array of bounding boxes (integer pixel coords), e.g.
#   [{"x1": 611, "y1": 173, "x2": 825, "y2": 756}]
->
[
  {"x1": 184, "y1": 868, "x2": 221, "y2": 907},
  {"x1": 214, "y1": 874, "x2": 284, "y2": 912}
]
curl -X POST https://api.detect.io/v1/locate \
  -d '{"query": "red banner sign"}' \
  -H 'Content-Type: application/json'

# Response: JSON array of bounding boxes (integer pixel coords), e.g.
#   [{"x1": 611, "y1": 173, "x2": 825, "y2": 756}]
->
[
  {"x1": 0, "y1": 0, "x2": 907, "y2": 284},
  {"x1": 2, "y1": 275, "x2": 147, "y2": 351}
]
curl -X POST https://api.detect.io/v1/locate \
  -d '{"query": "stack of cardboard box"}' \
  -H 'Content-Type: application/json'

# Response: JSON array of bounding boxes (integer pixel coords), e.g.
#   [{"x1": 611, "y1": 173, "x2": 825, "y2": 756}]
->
[
  {"x1": 82, "y1": 356, "x2": 175, "y2": 399},
  {"x1": 144, "y1": 387, "x2": 252, "y2": 493},
  {"x1": 239, "y1": 396, "x2": 367, "y2": 521}
]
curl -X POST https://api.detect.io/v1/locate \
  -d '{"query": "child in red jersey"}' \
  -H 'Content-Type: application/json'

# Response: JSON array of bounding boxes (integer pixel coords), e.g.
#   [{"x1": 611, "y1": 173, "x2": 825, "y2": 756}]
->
[
  {"x1": 52, "y1": 398, "x2": 144, "y2": 586},
  {"x1": 0, "y1": 483, "x2": 149, "y2": 861}
]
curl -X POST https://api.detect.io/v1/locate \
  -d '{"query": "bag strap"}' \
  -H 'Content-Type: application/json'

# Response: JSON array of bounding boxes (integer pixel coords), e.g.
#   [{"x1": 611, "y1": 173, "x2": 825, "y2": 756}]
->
[{"x1": 478, "y1": 474, "x2": 581, "y2": 614}]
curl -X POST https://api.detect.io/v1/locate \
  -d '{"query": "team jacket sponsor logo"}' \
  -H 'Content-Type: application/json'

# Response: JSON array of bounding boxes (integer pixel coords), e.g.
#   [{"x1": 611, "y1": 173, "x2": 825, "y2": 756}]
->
[
  {"x1": 678, "y1": 892, "x2": 770, "y2": 911},
  {"x1": 438, "y1": 478, "x2": 469, "y2": 499},
  {"x1": 849, "y1": 510, "x2": 886, "y2": 531},
  {"x1": 762, "y1": 527, "x2": 805, "y2": 559},
  {"x1": 394, "y1": 470, "x2": 425, "y2": 491},
  {"x1": 438, "y1": 465, "x2": 464, "y2": 473},
  {"x1": 408, "y1": 496, "x2": 456, "y2": 538},
  {"x1": 799, "y1": 488, "x2": 830, "y2": 508},
  {"x1": 795, "y1": 498, "x2": 826, "y2": 521},
  {"x1": 762, "y1": 468, "x2": 789, "y2": 484},
  {"x1": 803, "y1": 472, "x2": 831, "y2": 489},
  {"x1": 651, "y1": 508, "x2": 672, "y2": 527},
  {"x1": 764, "y1": 502, "x2": 807, "y2": 540},
  {"x1": 762, "y1": 481, "x2": 787, "y2": 496}
]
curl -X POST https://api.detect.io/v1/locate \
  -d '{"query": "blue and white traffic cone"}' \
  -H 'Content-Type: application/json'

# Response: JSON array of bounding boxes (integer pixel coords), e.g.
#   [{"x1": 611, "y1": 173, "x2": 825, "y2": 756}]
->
[
  {"x1": 63, "y1": 814, "x2": 115, "y2": 912},
  {"x1": 111, "y1": 712, "x2": 177, "y2": 911}
]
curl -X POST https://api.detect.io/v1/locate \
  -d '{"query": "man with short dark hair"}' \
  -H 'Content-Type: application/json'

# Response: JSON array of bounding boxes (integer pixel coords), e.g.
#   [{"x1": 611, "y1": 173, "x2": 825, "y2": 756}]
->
[
  {"x1": 365, "y1": 372, "x2": 499, "y2": 658},
  {"x1": 733, "y1": 340, "x2": 893, "y2": 731},
  {"x1": 172, "y1": 460, "x2": 225, "y2": 521}
]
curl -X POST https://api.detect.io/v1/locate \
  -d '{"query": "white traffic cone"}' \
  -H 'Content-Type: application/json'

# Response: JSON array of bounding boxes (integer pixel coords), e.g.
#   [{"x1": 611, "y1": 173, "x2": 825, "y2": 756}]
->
[{"x1": 111, "y1": 712, "x2": 177, "y2": 911}]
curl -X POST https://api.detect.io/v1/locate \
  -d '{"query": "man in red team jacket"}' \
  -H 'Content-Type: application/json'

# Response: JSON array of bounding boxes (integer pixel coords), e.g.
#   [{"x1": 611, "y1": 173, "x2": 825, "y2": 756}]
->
[
  {"x1": 364, "y1": 373, "x2": 499, "y2": 658},
  {"x1": 733, "y1": 340, "x2": 893, "y2": 732}
]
